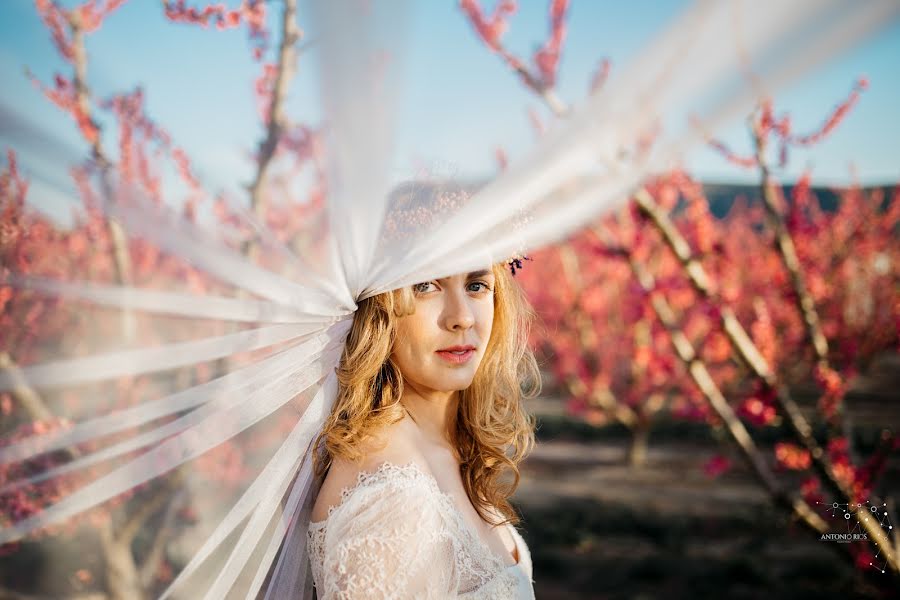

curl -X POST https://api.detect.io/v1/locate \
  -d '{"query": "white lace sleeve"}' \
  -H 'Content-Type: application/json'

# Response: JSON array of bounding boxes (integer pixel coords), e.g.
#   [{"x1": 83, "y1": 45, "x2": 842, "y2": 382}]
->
[{"x1": 313, "y1": 464, "x2": 458, "y2": 599}]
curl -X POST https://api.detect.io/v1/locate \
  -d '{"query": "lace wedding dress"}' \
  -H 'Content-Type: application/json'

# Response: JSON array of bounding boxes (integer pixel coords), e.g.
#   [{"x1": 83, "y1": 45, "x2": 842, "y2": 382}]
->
[{"x1": 307, "y1": 462, "x2": 534, "y2": 599}]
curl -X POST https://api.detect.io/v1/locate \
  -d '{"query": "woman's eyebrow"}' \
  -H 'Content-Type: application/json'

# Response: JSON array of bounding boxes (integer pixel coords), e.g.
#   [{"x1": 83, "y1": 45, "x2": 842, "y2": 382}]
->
[{"x1": 435, "y1": 269, "x2": 493, "y2": 282}]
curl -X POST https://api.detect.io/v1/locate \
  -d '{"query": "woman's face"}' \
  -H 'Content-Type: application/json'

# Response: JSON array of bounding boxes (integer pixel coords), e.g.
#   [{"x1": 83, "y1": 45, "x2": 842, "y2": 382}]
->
[{"x1": 391, "y1": 268, "x2": 496, "y2": 394}]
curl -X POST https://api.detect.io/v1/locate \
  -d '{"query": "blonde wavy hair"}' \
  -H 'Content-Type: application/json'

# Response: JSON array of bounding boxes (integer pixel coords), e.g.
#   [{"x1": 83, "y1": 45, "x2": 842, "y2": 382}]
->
[{"x1": 311, "y1": 261, "x2": 541, "y2": 526}]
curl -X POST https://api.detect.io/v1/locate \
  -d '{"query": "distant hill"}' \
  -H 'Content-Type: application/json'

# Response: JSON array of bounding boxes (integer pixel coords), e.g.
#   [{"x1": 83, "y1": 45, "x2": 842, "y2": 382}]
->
[
  {"x1": 389, "y1": 178, "x2": 897, "y2": 223},
  {"x1": 699, "y1": 182, "x2": 897, "y2": 219}
]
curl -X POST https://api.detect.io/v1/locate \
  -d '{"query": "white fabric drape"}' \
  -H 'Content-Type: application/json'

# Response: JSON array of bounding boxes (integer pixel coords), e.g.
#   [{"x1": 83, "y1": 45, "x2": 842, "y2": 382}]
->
[{"x1": 1, "y1": 1, "x2": 895, "y2": 598}]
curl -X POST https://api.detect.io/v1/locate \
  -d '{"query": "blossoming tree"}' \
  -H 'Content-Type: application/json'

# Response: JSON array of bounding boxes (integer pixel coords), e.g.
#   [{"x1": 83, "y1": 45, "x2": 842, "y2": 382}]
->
[{"x1": 460, "y1": 0, "x2": 899, "y2": 578}]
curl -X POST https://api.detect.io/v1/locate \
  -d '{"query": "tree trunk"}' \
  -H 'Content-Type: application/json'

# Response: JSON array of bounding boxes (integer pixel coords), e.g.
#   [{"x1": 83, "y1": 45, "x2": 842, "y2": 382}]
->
[{"x1": 628, "y1": 421, "x2": 650, "y2": 469}]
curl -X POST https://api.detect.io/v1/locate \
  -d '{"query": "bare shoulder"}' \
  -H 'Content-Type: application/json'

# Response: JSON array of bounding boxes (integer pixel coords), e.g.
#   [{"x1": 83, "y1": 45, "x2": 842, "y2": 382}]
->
[{"x1": 311, "y1": 415, "x2": 432, "y2": 523}]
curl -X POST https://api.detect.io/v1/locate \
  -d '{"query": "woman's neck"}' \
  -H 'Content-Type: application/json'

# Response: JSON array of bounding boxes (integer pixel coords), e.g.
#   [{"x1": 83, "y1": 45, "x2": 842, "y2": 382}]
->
[{"x1": 399, "y1": 385, "x2": 459, "y2": 449}]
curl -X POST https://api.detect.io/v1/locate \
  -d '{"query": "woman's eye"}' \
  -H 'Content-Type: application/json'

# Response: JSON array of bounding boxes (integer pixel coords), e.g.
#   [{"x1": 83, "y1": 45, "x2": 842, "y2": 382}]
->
[{"x1": 415, "y1": 281, "x2": 491, "y2": 294}]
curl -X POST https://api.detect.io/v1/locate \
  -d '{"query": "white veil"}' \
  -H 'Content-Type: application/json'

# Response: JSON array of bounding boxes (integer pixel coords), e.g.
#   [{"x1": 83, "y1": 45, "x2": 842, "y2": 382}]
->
[{"x1": 0, "y1": 1, "x2": 895, "y2": 598}]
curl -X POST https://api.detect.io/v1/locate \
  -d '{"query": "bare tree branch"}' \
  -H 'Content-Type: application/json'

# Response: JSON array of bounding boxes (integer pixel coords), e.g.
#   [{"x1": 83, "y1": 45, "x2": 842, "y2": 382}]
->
[
  {"x1": 0, "y1": 352, "x2": 54, "y2": 422},
  {"x1": 65, "y1": 10, "x2": 132, "y2": 293},
  {"x1": 592, "y1": 224, "x2": 831, "y2": 538},
  {"x1": 630, "y1": 187, "x2": 899, "y2": 572},
  {"x1": 244, "y1": 0, "x2": 301, "y2": 256},
  {"x1": 138, "y1": 487, "x2": 186, "y2": 588}
]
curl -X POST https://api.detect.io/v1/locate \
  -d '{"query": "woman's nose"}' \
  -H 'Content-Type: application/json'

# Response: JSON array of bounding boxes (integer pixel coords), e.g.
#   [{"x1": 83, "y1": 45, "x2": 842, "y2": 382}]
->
[{"x1": 442, "y1": 289, "x2": 475, "y2": 331}]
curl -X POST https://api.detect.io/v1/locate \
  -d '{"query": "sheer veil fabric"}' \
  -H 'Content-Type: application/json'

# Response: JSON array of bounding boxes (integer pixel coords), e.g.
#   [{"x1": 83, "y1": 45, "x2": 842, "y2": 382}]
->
[{"x1": 0, "y1": 1, "x2": 896, "y2": 598}]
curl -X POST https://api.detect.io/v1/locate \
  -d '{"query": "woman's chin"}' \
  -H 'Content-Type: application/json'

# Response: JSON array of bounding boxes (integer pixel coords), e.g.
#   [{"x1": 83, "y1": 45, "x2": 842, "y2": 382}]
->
[{"x1": 427, "y1": 372, "x2": 476, "y2": 391}]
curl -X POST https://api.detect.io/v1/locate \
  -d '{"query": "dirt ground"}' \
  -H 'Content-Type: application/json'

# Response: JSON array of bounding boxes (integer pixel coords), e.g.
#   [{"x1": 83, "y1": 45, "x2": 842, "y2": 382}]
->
[{"x1": 511, "y1": 398, "x2": 900, "y2": 600}]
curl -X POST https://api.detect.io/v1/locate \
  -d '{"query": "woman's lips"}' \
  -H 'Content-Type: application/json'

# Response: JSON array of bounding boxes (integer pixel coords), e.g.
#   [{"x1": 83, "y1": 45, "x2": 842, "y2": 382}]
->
[{"x1": 435, "y1": 349, "x2": 475, "y2": 364}]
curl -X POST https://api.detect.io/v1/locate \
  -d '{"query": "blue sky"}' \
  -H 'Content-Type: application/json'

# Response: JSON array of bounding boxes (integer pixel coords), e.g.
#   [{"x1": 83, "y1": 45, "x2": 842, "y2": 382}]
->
[{"x1": 1, "y1": 1, "x2": 898, "y2": 224}]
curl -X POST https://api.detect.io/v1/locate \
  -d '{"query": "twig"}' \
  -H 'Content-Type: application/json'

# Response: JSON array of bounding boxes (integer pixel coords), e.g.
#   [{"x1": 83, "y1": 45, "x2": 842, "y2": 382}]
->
[{"x1": 751, "y1": 114, "x2": 835, "y2": 383}]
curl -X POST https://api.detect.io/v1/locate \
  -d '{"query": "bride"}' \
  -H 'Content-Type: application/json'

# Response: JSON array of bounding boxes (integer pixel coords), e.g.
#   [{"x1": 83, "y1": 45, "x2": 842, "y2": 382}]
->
[{"x1": 307, "y1": 262, "x2": 540, "y2": 598}]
